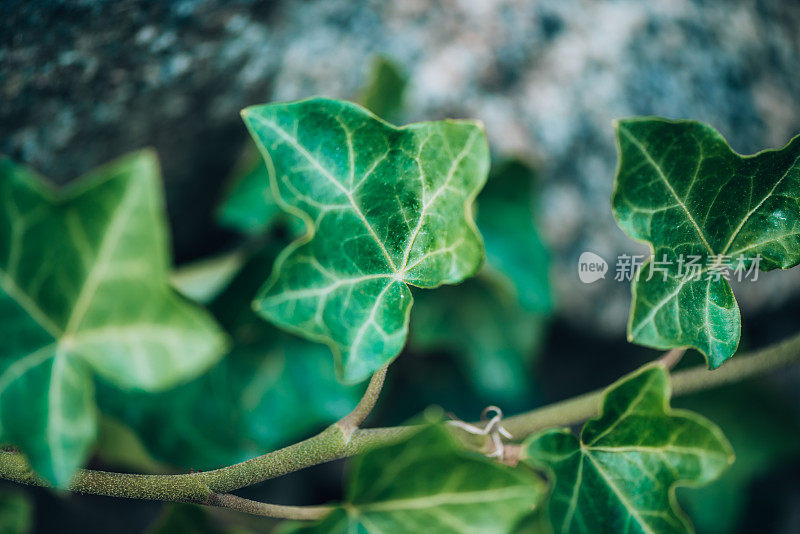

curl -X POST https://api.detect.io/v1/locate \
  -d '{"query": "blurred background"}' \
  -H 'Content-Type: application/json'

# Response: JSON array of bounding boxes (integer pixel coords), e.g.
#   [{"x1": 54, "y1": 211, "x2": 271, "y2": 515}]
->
[{"x1": 2, "y1": 1, "x2": 800, "y2": 532}]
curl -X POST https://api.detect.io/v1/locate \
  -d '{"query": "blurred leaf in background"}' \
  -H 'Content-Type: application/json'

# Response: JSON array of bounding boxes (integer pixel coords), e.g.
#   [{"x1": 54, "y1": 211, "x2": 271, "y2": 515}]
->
[
  {"x1": 675, "y1": 383, "x2": 800, "y2": 533},
  {"x1": 98, "y1": 247, "x2": 362, "y2": 470},
  {"x1": 0, "y1": 153, "x2": 226, "y2": 486},
  {"x1": 411, "y1": 159, "x2": 552, "y2": 407},
  {"x1": 358, "y1": 55, "x2": 408, "y2": 123},
  {"x1": 281, "y1": 421, "x2": 545, "y2": 534},
  {"x1": 0, "y1": 488, "x2": 32, "y2": 534}
]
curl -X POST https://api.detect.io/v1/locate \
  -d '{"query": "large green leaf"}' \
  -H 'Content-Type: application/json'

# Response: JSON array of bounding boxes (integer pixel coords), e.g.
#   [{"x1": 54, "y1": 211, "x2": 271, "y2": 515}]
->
[
  {"x1": 612, "y1": 119, "x2": 800, "y2": 367},
  {"x1": 98, "y1": 248, "x2": 361, "y2": 470},
  {"x1": 282, "y1": 424, "x2": 545, "y2": 534},
  {"x1": 242, "y1": 98, "x2": 489, "y2": 383},
  {"x1": 0, "y1": 153, "x2": 226, "y2": 486},
  {"x1": 524, "y1": 364, "x2": 733, "y2": 534},
  {"x1": 411, "y1": 159, "x2": 552, "y2": 404}
]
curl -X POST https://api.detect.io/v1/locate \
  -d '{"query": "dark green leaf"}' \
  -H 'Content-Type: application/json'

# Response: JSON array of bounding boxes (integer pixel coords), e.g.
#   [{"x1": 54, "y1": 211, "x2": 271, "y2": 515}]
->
[
  {"x1": 283, "y1": 424, "x2": 545, "y2": 534},
  {"x1": 524, "y1": 364, "x2": 733, "y2": 534},
  {"x1": 242, "y1": 98, "x2": 490, "y2": 383},
  {"x1": 148, "y1": 503, "x2": 251, "y2": 534},
  {"x1": 612, "y1": 119, "x2": 800, "y2": 367},
  {"x1": 0, "y1": 153, "x2": 226, "y2": 486}
]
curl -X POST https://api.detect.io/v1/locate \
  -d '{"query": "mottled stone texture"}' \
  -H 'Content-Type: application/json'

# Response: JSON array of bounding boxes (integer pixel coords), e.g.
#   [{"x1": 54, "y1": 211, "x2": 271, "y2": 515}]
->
[{"x1": 3, "y1": 0, "x2": 800, "y2": 333}]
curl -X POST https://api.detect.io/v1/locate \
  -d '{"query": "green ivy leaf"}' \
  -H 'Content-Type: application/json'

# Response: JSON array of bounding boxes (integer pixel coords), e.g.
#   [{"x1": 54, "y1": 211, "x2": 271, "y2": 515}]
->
[
  {"x1": 523, "y1": 363, "x2": 733, "y2": 534},
  {"x1": 282, "y1": 424, "x2": 545, "y2": 534},
  {"x1": 0, "y1": 488, "x2": 32, "y2": 534},
  {"x1": 0, "y1": 152, "x2": 227, "y2": 486},
  {"x1": 98, "y1": 248, "x2": 361, "y2": 470},
  {"x1": 358, "y1": 55, "x2": 408, "y2": 122},
  {"x1": 242, "y1": 98, "x2": 489, "y2": 383},
  {"x1": 612, "y1": 119, "x2": 800, "y2": 367}
]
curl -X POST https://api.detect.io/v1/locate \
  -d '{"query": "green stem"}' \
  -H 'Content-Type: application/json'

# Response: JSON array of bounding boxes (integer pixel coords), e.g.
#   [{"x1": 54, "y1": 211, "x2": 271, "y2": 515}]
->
[{"x1": 1, "y1": 333, "x2": 799, "y2": 518}]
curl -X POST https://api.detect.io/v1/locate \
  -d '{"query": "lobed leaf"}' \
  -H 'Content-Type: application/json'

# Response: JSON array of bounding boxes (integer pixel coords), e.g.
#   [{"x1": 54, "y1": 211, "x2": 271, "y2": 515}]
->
[
  {"x1": 242, "y1": 98, "x2": 490, "y2": 383},
  {"x1": 524, "y1": 364, "x2": 733, "y2": 534},
  {"x1": 612, "y1": 119, "x2": 800, "y2": 367},
  {"x1": 283, "y1": 423, "x2": 545, "y2": 534},
  {"x1": 0, "y1": 152, "x2": 227, "y2": 485}
]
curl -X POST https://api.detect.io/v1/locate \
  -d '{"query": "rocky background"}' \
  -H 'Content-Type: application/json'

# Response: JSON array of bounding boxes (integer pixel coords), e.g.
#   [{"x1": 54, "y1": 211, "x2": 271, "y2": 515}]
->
[{"x1": 3, "y1": 0, "x2": 800, "y2": 336}]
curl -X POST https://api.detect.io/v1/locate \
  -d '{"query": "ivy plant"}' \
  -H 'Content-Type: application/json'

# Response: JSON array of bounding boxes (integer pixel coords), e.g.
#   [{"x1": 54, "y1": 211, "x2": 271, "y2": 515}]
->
[{"x1": 1, "y1": 94, "x2": 799, "y2": 534}]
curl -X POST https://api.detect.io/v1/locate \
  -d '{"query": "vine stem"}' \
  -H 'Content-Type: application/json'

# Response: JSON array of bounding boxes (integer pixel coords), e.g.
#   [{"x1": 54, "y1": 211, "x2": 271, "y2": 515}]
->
[{"x1": 1, "y1": 333, "x2": 799, "y2": 519}]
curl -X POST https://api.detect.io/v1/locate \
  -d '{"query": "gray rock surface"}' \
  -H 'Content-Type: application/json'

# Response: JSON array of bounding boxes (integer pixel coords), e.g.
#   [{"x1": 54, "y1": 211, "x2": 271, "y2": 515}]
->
[{"x1": 3, "y1": 0, "x2": 800, "y2": 335}]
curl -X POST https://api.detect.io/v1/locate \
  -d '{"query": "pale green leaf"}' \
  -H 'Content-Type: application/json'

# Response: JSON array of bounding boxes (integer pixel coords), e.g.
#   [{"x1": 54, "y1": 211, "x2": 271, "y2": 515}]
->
[
  {"x1": 0, "y1": 152, "x2": 227, "y2": 485},
  {"x1": 171, "y1": 250, "x2": 247, "y2": 305},
  {"x1": 98, "y1": 248, "x2": 361, "y2": 470},
  {"x1": 93, "y1": 414, "x2": 170, "y2": 474},
  {"x1": 524, "y1": 364, "x2": 733, "y2": 534},
  {"x1": 282, "y1": 424, "x2": 546, "y2": 534},
  {"x1": 242, "y1": 98, "x2": 490, "y2": 383},
  {"x1": 612, "y1": 119, "x2": 800, "y2": 367}
]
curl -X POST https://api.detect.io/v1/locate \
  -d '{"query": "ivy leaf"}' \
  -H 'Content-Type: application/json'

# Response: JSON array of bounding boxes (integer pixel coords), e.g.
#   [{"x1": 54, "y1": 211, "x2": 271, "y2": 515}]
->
[
  {"x1": 523, "y1": 363, "x2": 734, "y2": 534},
  {"x1": 358, "y1": 55, "x2": 408, "y2": 122},
  {"x1": 411, "y1": 159, "x2": 552, "y2": 404},
  {"x1": 98, "y1": 248, "x2": 362, "y2": 470},
  {"x1": 282, "y1": 423, "x2": 545, "y2": 534},
  {"x1": 0, "y1": 152, "x2": 227, "y2": 486},
  {"x1": 612, "y1": 119, "x2": 800, "y2": 367},
  {"x1": 242, "y1": 98, "x2": 489, "y2": 383}
]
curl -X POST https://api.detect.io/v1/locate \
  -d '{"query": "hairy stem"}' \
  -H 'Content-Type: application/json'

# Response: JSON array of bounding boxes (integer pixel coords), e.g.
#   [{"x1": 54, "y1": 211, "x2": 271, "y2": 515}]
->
[
  {"x1": 1, "y1": 333, "x2": 799, "y2": 518},
  {"x1": 502, "y1": 332, "x2": 800, "y2": 437},
  {"x1": 336, "y1": 364, "x2": 388, "y2": 436},
  {"x1": 205, "y1": 493, "x2": 332, "y2": 520}
]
